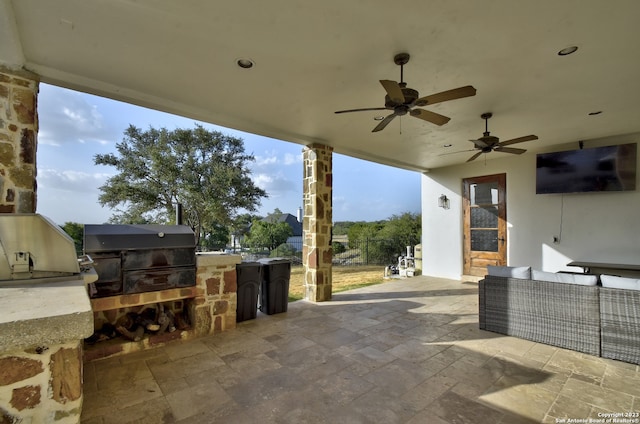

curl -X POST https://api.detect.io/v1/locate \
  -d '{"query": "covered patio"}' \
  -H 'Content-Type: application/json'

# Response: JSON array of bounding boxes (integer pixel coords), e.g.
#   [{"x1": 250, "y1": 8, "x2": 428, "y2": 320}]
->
[
  {"x1": 81, "y1": 276, "x2": 638, "y2": 424},
  {"x1": 1, "y1": 2, "x2": 640, "y2": 422}
]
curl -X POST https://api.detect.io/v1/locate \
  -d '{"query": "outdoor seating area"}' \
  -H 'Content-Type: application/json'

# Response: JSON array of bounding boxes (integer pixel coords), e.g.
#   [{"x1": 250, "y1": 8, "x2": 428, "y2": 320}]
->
[
  {"x1": 81, "y1": 276, "x2": 639, "y2": 423},
  {"x1": 479, "y1": 268, "x2": 640, "y2": 365}
]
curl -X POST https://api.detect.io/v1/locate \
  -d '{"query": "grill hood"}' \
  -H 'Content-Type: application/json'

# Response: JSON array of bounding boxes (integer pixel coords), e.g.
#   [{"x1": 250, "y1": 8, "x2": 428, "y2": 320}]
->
[{"x1": 0, "y1": 214, "x2": 80, "y2": 282}]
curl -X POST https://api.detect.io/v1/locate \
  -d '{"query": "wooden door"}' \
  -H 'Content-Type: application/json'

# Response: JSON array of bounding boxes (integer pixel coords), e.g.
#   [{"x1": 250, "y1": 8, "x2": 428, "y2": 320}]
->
[{"x1": 463, "y1": 173, "x2": 507, "y2": 276}]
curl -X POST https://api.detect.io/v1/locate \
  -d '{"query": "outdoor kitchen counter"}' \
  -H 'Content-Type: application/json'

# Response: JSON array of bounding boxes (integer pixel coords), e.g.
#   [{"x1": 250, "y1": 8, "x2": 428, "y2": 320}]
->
[
  {"x1": 0, "y1": 279, "x2": 93, "y2": 352},
  {"x1": 196, "y1": 251, "x2": 243, "y2": 266}
]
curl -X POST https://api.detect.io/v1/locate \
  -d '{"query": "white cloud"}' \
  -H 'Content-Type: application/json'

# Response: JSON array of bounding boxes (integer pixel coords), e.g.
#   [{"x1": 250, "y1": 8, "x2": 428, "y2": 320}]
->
[
  {"x1": 254, "y1": 153, "x2": 279, "y2": 166},
  {"x1": 253, "y1": 172, "x2": 297, "y2": 196},
  {"x1": 37, "y1": 168, "x2": 112, "y2": 193},
  {"x1": 37, "y1": 84, "x2": 116, "y2": 146},
  {"x1": 283, "y1": 152, "x2": 302, "y2": 165},
  {"x1": 253, "y1": 150, "x2": 302, "y2": 168}
]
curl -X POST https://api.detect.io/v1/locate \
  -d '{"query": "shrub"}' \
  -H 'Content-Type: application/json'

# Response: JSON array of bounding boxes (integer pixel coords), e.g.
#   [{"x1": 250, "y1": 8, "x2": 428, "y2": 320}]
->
[{"x1": 332, "y1": 241, "x2": 346, "y2": 254}]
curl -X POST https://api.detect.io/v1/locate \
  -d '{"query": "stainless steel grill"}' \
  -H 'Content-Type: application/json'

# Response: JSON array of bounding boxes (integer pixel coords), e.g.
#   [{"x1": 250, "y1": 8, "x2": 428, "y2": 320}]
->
[
  {"x1": 0, "y1": 214, "x2": 90, "y2": 286},
  {"x1": 84, "y1": 224, "x2": 197, "y2": 298}
]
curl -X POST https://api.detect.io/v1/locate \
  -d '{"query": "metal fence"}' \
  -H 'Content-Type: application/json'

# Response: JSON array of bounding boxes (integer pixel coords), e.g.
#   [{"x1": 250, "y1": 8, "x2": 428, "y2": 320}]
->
[
  {"x1": 332, "y1": 238, "x2": 400, "y2": 266},
  {"x1": 237, "y1": 238, "x2": 403, "y2": 267}
]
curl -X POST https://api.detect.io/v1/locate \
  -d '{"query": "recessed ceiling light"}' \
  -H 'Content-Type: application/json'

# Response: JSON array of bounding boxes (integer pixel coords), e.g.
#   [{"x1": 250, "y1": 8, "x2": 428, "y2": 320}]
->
[
  {"x1": 236, "y1": 58, "x2": 254, "y2": 69},
  {"x1": 588, "y1": 111, "x2": 602, "y2": 116},
  {"x1": 558, "y1": 46, "x2": 578, "y2": 56},
  {"x1": 373, "y1": 116, "x2": 385, "y2": 121}
]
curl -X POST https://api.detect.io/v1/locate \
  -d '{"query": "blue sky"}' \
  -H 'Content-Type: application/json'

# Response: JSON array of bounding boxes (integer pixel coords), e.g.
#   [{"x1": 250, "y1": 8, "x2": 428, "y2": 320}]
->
[{"x1": 36, "y1": 83, "x2": 421, "y2": 225}]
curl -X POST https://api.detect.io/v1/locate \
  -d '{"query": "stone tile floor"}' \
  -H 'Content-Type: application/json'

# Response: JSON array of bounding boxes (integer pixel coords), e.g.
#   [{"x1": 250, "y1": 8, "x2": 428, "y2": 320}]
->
[{"x1": 81, "y1": 276, "x2": 640, "y2": 423}]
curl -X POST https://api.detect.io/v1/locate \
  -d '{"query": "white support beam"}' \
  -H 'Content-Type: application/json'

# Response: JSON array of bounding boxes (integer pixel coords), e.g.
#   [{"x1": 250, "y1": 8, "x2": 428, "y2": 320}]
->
[{"x1": 0, "y1": 0, "x2": 25, "y2": 68}]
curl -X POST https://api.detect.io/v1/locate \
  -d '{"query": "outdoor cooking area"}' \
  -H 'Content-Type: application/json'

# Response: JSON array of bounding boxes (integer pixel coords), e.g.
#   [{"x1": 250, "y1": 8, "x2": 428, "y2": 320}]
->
[
  {"x1": 0, "y1": 214, "x2": 94, "y2": 423},
  {"x1": 84, "y1": 224, "x2": 292, "y2": 357},
  {"x1": 0, "y1": 214, "x2": 242, "y2": 423},
  {"x1": 82, "y1": 224, "x2": 242, "y2": 362},
  {"x1": 83, "y1": 224, "x2": 198, "y2": 346}
]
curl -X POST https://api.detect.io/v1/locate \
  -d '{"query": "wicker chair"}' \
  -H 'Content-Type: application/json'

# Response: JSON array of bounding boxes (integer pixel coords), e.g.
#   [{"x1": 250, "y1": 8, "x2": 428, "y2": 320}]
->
[
  {"x1": 600, "y1": 287, "x2": 640, "y2": 364},
  {"x1": 479, "y1": 276, "x2": 601, "y2": 356}
]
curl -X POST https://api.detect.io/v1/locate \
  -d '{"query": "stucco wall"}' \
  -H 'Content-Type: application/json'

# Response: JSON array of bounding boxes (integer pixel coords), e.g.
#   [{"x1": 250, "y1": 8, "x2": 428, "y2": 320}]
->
[{"x1": 421, "y1": 132, "x2": 640, "y2": 279}]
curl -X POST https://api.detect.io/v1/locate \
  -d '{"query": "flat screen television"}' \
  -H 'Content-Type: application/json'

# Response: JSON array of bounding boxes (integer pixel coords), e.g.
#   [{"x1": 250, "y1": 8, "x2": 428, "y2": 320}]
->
[{"x1": 536, "y1": 143, "x2": 637, "y2": 194}]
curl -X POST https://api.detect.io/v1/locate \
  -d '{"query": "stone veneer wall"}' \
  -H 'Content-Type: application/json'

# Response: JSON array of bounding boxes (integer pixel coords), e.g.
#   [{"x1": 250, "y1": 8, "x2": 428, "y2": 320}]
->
[
  {"x1": 0, "y1": 66, "x2": 38, "y2": 213},
  {"x1": 0, "y1": 341, "x2": 84, "y2": 424},
  {"x1": 0, "y1": 277, "x2": 91, "y2": 424},
  {"x1": 302, "y1": 144, "x2": 333, "y2": 301},
  {"x1": 85, "y1": 253, "x2": 240, "y2": 361},
  {"x1": 191, "y1": 253, "x2": 239, "y2": 337}
]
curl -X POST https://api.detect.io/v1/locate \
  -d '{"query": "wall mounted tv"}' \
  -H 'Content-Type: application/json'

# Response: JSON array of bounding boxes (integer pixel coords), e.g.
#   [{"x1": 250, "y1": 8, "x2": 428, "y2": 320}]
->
[{"x1": 536, "y1": 143, "x2": 637, "y2": 194}]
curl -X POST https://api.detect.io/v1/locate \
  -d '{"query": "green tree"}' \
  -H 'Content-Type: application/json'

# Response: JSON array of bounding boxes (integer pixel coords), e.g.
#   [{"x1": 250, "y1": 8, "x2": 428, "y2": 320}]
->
[
  {"x1": 332, "y1": 241, "x2": 346, "y2": 254},
  {"x1": 245, "y1": 220, "x2": 293, "y2": 251},
  {"x1": 94, "y1": 125, "x2": 267, "y2": 245},
  {"x1": 230, "y1": 212, "x2": 260, "y2": 251},
  {"x1": 344, "y1": 214, "x2": 421, "y2": 265},
  {"x1": 347, "y1": 221, "x2": 383, "y2": 248},
  {"x1": 378, "y1": 212, "x2": 422, "y2": 249},
  {"x1": 265, "y1": 208, "x2": 284, "y2": 219},
  {"x1": 372, "y1": 213, "x2": 422, "y2": 263},
  {"x1": 271, "y1": 242, "x2": 298, "y2": 258},
  {"x1": 200, "y1": 222, "x2": 230, "y2": 251},
  {"x1": 333, "y1": 221, "x2": 356, "y2": 236},
  {"x1": 61, "y1": 222, "x2": 84, "y2": 256}
]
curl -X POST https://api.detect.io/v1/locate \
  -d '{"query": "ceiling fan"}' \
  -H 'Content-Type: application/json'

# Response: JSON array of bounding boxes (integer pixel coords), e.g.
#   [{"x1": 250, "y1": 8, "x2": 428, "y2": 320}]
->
[
  {"x1": 334, "y1": 53, "x2": 476, "y2": 132},
  {"x1": 463, "y1": 113, "x2": 538, "y2": 162}
]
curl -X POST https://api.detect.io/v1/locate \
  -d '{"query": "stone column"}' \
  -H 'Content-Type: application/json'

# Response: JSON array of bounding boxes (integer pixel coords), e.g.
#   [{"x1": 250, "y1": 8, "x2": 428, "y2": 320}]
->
[
  {"x1": 0, "y1": 66, "x2": 39, "y2": 213},
  {"x1": 302, "y1": 143, "x2": 333, "y2": 302}
]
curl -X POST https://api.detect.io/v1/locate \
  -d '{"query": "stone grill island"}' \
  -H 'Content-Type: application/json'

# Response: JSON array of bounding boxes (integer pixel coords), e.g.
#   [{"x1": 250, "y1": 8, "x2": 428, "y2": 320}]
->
[
  {"x1": 0, "y1": 215, "x2": 242, "y2": 423},
  {"x1": 0, "y1": 214, "x2": 94, "y2": 423}
]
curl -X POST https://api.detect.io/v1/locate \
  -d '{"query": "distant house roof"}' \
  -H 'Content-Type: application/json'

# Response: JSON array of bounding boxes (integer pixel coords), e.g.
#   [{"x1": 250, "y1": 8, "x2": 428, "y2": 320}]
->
[{"x1": 263, "y1": 213, "x2": 302, "y2": 236}]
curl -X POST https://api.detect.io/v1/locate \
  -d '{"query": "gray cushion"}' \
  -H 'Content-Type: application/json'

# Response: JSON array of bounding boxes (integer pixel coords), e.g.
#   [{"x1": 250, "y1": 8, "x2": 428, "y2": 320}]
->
[
  {"x1": 600, "y1": 274, "x2": 640, "y2": 290},
  {"x1": 487, "y1": 265, "x2": 531, "y2": 279},
  {"x1": 531, "y1": 269, "x2": 598, "y2": 286}
]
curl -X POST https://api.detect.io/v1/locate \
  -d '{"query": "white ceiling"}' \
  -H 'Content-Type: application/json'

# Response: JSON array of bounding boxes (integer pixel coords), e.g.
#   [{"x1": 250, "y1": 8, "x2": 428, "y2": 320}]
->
[{"x1": 2, "y1": 0, "x2": 640, "y2": 172}]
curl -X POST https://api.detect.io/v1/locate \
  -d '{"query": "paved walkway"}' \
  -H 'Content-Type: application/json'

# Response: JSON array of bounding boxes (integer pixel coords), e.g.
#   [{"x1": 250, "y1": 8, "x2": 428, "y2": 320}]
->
[{"x1": 81, "y1": 276, "x2": 639, "y2": 423}]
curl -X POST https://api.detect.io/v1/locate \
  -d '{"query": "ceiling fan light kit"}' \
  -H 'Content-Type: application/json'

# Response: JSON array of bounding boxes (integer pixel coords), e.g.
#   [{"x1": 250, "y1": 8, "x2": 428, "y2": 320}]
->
[{"x1": 335, "y1": 53, "x2": 477, "y2": 132}]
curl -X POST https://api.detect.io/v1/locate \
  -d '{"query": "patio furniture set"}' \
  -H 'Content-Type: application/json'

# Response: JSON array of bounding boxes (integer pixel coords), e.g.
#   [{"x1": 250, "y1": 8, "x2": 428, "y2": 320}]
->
[{"x1": 478, "y1": 266, "x2": 640, "y2": 365}]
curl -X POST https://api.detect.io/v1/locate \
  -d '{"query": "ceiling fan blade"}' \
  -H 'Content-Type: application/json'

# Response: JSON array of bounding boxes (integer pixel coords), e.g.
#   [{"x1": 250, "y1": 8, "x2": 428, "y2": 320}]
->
[
  {"x1": 380, "y1": 80, "x2": 405, "y2": 104},
  {"x1": 467, "y1": 151, "x2": 483, "y2": 162},
  {"x1": 415, "y1": 85, "x2": 477, "y2": 107},
  {"x1": 494, "y1": 146, "x2": 527, "y2": 155},
  {"x1": 470, "y1": 138, "x2": 489, "y2": 148},
  {"x1": 498, "y1": 135, "x2": 538, "y2": 147},
  {"x1": 410, "y1": 109, "x2": 450, "y2": 126},
  {"x1": 438, "y1": 149, "x2": 476, "y2": 157},
  {"x1": 372, "y1": 113, "x2": 397, "y2": 132},
  {"x1": 335, "y1": 107, "x2": 389, "y2": 114}
]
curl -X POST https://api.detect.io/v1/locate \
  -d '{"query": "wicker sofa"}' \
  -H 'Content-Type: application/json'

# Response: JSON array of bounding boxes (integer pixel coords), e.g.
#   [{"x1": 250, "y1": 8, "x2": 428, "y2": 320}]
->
[{"x1": 479, "y1": 267, "x2": 640, "y2": 365}]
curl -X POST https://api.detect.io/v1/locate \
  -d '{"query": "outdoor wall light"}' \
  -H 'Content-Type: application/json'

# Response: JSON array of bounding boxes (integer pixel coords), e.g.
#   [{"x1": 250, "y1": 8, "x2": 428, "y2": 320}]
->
[{"x1": 438, "y1": 194, "x2": 450, "y2": 209}]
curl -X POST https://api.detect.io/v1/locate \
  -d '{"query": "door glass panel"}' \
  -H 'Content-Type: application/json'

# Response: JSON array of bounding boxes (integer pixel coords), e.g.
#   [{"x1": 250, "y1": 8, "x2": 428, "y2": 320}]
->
[
  {"x1": 470, "y1": 181, "x2": 500, "y2": 252},
  {"x1": 470, "y1": 182, "x2": 498, "y2": 205},
  {"x1": 470, "y1": 229, "x2": 498, "y2": 252},
  {"x1": 470, "y1": 206, "x2": 498, "y2": 228}
]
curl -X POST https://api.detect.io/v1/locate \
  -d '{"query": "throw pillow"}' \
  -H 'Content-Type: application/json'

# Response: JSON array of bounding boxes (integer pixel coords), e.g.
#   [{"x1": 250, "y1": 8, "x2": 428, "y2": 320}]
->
[
  {"x1": 531, "y1": 269, "x2": 598, "y2": 286},
  {"x1": 487, "y1": 265, "x2": 531, "y2": 279},
  {"x1": 600, "y1": 274, "x2": 640, "y2": 290}
]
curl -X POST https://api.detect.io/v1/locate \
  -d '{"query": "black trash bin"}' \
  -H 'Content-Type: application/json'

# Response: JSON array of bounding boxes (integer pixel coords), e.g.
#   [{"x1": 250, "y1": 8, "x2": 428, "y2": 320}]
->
[
  {"x1": 235, "y1": 261, "x2": 263, "y2": 322},
  {"x1": 258, "y1": 258, "x2": 291, "y2": 315}
]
